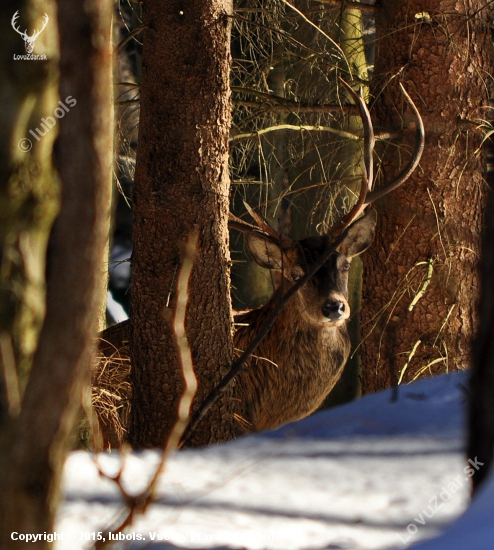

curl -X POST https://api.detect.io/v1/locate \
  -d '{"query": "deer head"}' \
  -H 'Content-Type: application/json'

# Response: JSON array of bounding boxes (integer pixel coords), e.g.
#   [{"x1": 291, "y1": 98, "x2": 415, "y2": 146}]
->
[
  {"x1": 11, "y1": 11, "x2": 49, "y2": 54},
  {"x1": 242, "y1": 210, "x2": 377, "y2": 326}
]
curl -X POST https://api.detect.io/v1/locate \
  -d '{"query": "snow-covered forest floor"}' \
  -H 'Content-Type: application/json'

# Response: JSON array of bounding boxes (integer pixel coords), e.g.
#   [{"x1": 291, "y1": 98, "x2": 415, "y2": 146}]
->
[{"x1": 53, "y1": 370, "x2": 494, "y2": 550}]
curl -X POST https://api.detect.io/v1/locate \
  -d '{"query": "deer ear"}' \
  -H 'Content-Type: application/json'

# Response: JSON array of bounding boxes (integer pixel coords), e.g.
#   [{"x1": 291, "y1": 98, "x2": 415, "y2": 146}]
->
[
  {"x1": 336, "y1": 208, "x2": 377, "y2": 259},
  {"x1": 245, "y1": 232, "x2": 286, "y2": 270}
]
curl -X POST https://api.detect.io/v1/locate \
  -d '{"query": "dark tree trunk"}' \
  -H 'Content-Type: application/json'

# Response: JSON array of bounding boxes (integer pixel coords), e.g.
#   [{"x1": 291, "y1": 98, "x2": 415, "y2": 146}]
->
[
  {"x1": 468, "y1": 185, "x2": 494, "y2": 491},
  {"x1": 130, "y1": 0, "x2": 235, "y2": 448},
  {"x1": 361, "y1": 0, "x2": 494, "y2": 392},
  {"x1": 0, "y1": 0, "x2": 112, "y2": 545}
]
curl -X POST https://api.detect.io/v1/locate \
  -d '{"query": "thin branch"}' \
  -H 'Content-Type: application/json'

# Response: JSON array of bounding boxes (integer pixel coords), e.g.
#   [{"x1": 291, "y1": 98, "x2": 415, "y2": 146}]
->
[
  {"x1": 230, "y1": 123, "x2": 360, "y2": 143},
  {"x1": 408, "y1": 259, "x2": 434, "y2": 312},
  {"x1": 279, "y1": 0, "x2": 351, "y2": 74},
  {"x1": 397, "y1": 340, "x2": 422, "y2": 385},
  {"x1": 229, "y1": 13, "x2": 346, "y2": 72},
  {"x1": 234, "y1": 100, "x2": 360, "y2": 115},
  {"x1": 116, "y1": 26, "x2": 146, "y2": 52},
  {"x1": 232, "y1": 86, "x2": 360, "y2": 115},
  {"x1": 233, "y1": 86, "x2": 354, "y2": 111},
  {"x1": 166, "y1": 231, "x2": 199, "y2": 450}
]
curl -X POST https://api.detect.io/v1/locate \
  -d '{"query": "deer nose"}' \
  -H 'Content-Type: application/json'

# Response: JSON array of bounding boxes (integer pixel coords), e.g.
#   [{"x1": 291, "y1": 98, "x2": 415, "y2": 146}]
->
[{"x1": 322, "y1": 300, "x2": 346, "y2": 321}]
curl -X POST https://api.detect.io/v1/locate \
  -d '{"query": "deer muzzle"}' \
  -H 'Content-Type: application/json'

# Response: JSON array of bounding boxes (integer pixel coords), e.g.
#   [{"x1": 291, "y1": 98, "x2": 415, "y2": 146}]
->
[{"x1": 321, "y1": 295, "x2": 349, "y2": 323}]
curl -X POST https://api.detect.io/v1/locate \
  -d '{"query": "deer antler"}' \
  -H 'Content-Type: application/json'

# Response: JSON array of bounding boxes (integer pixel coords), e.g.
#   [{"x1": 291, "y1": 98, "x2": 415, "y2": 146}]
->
[
  {"x1": 30, "y1": 13, "x2": 49, "y2": 41},
  {"x1": 229, "y1": 202, "x2": 293, "y2": 249},
  {"x1": 228, "y1": 212, "x2": 263, "y2": 234},
  {"x1": 331, "y1": 79, "x2": 376, "y2": 234},
  {"x1": 11, "y1": 11, "x2": 28, "y2": 40},
  {"x1": 364, "y1": 84, "x2": 425, "y2": 204},
  {"x1": 11, "y1": 11, "x2": 49, "y2": 53},
  {"x1": 332, "y1": 79, "x2": 424, "y2": 235},
  {"x1": 242, "y1": 202, "x2": 273, "y2": 235}
]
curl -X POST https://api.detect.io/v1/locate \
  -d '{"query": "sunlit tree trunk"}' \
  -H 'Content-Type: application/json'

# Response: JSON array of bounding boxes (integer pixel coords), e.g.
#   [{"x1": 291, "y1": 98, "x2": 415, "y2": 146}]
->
[
  {"x1": 129, "y1": 0, "x2": 235, "y2": 447},
  {"x1": 360, "y1": 0, "x2": 494, "y2": 392},
  {"x1": 323, "y1": 3, "x2": 369, "y2": 407}
]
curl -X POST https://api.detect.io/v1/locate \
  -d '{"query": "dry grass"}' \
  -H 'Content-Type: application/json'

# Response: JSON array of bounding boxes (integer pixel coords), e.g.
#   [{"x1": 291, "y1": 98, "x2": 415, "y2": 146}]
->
[{"x1": 92, "y1": 340, "x2": 131, "y2": 449}]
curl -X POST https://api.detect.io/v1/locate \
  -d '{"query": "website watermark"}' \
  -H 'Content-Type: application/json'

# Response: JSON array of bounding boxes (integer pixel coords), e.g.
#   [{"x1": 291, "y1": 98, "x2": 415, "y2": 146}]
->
[
  {"x1": 395, "y1": 457, "x2": 484, "y2": 545},
  {"x1": 10, "y1": 530, "x2": 285, "y2": 545},
  {"x1": 18, "y1": 96, "x2": 77, "y2": 152},
  {"x1": 13, "y1": 53, "x2": 47, "y2": 61},
  {"x1": 11, "y1": 10, "x2": 48, "y2": 60}
]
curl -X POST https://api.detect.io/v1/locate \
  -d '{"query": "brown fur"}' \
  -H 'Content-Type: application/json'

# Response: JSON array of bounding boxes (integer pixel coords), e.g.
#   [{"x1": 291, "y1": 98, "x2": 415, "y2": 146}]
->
[{"x1": 233, "y1": 289, "x2": 350, "y2": 432}]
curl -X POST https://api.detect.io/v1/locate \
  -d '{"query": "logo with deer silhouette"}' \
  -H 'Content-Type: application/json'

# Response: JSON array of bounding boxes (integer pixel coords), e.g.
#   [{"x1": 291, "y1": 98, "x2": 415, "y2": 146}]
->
[{"x1": 11, "y1": 11, "x2": 49, "y2": 59}]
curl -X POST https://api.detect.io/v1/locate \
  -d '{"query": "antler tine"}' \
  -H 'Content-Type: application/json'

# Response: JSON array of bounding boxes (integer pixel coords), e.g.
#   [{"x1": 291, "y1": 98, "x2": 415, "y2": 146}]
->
[
  {"x1": 11, "y1": 11, "x2": 27, "y2": 38},
  {"x1": 243, "y1": 201, "x2": 293, "y2": 248},
  {"x1": 243, "y1": 202, "x2": 280, "y2": 240},
  {"x1": 364, "y1": 83, "x2": 425, "y2": 204},
  {"x1": 331, "y1": 78, "x2": 375, "y2": 235},
  {"x1": 228, "y1": 212, "x2": 262, "y2": 234},
  {"x1": 32, "y1": 13, "x2": 49, "y2": 39},
  {"x1": 339, "y1": 78, "x2": 375, "y2": 190},
  {"x1": 229, "y1": 204, "x2": 293, "y2": 248}
]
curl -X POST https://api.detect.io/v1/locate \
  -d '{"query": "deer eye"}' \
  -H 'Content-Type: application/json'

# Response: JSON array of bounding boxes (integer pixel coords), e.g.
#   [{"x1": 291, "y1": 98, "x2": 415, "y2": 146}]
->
[
  {"x1": 291, "y1": 267, "x2": 304, "y2": 281},
  {"x1": 341, "y1": 260, "x2": 350, "y2": 272}
]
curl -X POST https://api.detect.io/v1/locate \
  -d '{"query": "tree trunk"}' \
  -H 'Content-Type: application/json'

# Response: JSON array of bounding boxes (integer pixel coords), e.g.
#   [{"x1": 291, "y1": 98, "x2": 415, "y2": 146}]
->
[
  {"x1": 469, "y1": 188, "x2": 494, "y2": 492},
  {"x1": 322, "y1": 4, "x2": 369, "y2": 408},
  {"x1": 130, "y1": 0, "x2": 235, "y2": 448},
  {"x1": 361, "y1": 0, "x2": 494, "y2": 392},
  {"x1": 0, "y1": 2, "x2": 60, "y2": 428},
  {"x1": 0, "y1": 0, "x2": 112, "y2": 545},
  {"x1": 468, "y1": 108, "x2": 494, "y2": 491}
]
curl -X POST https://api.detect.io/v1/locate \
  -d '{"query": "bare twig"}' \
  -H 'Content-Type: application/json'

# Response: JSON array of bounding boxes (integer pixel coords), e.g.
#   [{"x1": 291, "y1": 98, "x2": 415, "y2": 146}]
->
[
  {"x1": 232, "y1": 85, "x2": 360, "y2": 115},
  {"x1": 164, "y1": 231, "x2": 199, "y2": 450},
  {"x1": 95, "y1": 231, "x2": 199, "y2": 548},
  {"x1": 408, "y1": 259, "x2": 434, "y2": 312},
  {"x1": 230, "y1": 123, "x2": 360, "y2": 143},
  {"x1": 116, "y1": 26, "x2": 146, "y2": 52},
  {"x1": 397, "y1": 340, "x2": 422, "y2": 385},
  {"x1": 229, "y1": 13, "x2": 344, "y2": 69},
  {"x1": 279, "y1": 0, "x2": 351, "y2": 74}
]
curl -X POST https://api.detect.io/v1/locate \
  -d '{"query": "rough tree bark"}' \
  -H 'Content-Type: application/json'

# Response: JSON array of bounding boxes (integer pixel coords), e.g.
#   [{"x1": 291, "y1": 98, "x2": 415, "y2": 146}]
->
[
  {"x1": 361, "y1": 0, "x2": 494, "y2": 392},
  {"x1": 0, "y1": 0, "x2": 112, "y2": 545},
  {"x1": 130, "y1": 0, "x2": 235, "y2": 448}
]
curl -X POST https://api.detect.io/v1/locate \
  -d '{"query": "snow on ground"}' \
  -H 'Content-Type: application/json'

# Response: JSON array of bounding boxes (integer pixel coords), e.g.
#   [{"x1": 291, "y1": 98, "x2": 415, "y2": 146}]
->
[{"x1": 54, "y1": 370, "x2": 491, "y2": 550}]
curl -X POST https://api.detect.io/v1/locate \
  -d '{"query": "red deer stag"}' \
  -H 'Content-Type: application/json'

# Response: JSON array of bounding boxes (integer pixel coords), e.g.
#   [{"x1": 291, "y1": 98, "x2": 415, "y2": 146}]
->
[
  {"x1": 94, "y1": 81, "x2": 424, "y2": 446},
  {"x1": 229, "y1": 207, "x2": 377, "y2": 433}
]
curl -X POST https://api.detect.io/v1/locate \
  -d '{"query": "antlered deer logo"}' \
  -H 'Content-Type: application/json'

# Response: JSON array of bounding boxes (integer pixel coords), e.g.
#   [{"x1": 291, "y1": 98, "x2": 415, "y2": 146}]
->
[{"x1": 11, "y1": 11, "x2": 49, "y2": 54}]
